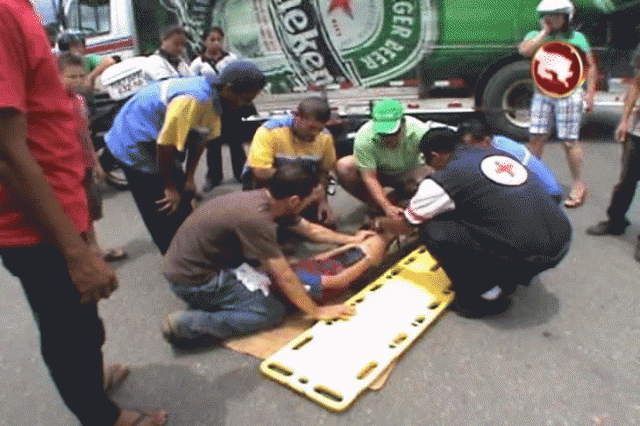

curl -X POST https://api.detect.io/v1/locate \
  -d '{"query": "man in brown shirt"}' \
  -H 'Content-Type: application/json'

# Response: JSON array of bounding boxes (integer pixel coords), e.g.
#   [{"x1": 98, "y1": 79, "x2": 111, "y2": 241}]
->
[{"x1": 161, "y1": 163, "x2": 375, "y2": 346}]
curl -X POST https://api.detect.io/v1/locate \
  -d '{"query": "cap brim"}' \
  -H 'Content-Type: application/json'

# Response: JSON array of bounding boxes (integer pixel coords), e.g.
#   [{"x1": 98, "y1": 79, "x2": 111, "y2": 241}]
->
[{"x1": 374, "y1": 119, "x2": 402, "y2": 135}]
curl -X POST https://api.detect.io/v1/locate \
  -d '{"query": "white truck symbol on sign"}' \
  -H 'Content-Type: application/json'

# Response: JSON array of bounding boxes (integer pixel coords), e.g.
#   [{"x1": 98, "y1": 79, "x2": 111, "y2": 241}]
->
[{"x1": 535, "y1": 50, "x2": 575, "y2": 88}]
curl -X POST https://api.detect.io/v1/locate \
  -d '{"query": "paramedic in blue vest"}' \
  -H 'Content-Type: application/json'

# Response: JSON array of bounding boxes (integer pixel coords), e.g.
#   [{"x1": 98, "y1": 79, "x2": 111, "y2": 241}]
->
[
  {"x1": 458, "y1": 118, "x2": 564, "y2": 204},
  {"x1": 104, "y1": 60, "x2": 265, "y2": 254},
  {"x1": 377, "y1": 128, "x2": 572, "y2": 317}
]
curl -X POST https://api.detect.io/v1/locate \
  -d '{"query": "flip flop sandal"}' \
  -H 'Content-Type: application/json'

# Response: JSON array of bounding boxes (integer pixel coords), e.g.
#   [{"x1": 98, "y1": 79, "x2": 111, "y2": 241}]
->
[
  {"x1": 104, "y1": 248, "x2": 128, "y2": 262},
  {"x1": 563, "y1": 188, "x2": 587, "y2": 208},
  {"x1": 104, "y1": 364, "x2": 130, "y2": 394}
]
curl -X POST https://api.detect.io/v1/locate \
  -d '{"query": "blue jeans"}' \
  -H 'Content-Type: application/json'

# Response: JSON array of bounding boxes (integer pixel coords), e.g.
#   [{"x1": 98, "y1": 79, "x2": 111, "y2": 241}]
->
[{"x1": 169, "y1": 269, "x2": 286, "y2": 339}]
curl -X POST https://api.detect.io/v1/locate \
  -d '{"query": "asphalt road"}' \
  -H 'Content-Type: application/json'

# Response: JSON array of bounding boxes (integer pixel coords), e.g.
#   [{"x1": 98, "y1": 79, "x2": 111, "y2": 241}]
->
[{"x1": 2, "y1": 106, "x2": 640, "y2": 426}]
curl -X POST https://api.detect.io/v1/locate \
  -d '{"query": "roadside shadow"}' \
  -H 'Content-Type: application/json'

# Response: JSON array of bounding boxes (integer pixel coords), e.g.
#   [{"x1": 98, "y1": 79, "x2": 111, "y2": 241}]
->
[
  {"x1": 480, "y1": 277, "x2": 560, "y2": 330},
  {"x1": 111, "y1": 364, "x2": 259, "y2": 426},
  {"x1": 108, "y1": 238, "x2": 158, "y2": 269}
]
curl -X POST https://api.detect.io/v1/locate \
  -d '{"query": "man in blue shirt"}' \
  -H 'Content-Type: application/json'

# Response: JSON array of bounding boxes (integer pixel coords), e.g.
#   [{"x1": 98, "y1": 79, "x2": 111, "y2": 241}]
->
[
  {"x1": 105, "y1": 60, "x2": 265, "y2": 254},
  {"x1": 458, "y1": 118, "x2": 563, "y2": 204}
]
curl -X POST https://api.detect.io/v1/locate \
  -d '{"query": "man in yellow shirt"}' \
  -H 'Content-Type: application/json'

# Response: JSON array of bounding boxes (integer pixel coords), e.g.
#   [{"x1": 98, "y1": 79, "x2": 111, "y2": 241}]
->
[
  {"x1": 105, "y1": 60, "x2": 265, "y2": 254},
  {"x1": 243, "y1": 96, "x2": 338, "y2": 225}
]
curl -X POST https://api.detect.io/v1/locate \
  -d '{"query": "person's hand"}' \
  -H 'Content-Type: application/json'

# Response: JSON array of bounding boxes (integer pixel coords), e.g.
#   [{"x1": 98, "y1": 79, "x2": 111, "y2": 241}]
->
[
  {"x1": 615, "y1": 120, "x2": 631, "y2": 143},
  {"x1": 314, "y1": 303, "x2": 357, "y2": 321},
  {"x1": 67, "y1": 251, "x2": 118, "y2": 303},
  {"x1": 540, "y1": 16, "x2": 553, "y2": 34},
  {"x1": 93, "y1": 164, "x2": 107, "y2": 183},
  {"x1": 350, "y1": 229, "x2": 377, "y2": 243},
  {"x1": 583, "y1": 92, "x2": 595, "y2": 113},
  {"x1": 156, "y1": 187, "x2": 182, "y2": 215},
  {"x1": 383, "y1": 204, "x2": 404, "y2": 219}
]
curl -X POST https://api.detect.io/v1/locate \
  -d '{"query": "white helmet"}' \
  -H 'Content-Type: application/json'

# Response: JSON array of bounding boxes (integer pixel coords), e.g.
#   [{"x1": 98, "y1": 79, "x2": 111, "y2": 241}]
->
[{"x1": 536, "y1": 0, "x2": 575, "y2": 20}]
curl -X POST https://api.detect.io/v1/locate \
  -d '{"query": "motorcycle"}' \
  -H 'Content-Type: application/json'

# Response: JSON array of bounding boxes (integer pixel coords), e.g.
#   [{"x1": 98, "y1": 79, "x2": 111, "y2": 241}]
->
[{"x1": 89, "y1": 96, "x2": 130, "y2": 190}]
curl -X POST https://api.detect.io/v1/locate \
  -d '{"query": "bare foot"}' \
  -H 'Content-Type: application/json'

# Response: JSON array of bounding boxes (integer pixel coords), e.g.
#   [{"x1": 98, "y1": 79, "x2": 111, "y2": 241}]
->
[
  {"x1": 113, "y1": 409, "x2": 168, "y2": 426},
  {"x1": 104, "y1": 363, "x2": 130, "y2": 394}
]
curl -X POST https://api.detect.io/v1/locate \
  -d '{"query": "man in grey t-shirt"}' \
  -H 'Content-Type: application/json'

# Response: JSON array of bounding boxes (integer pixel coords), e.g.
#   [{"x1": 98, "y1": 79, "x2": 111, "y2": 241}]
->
[
  {"x1": 160, "y1": 163, "x2": 374, "y2": 346},
  {"x1": 586, "y1": 43, "x2": 640, "y2": 261}
]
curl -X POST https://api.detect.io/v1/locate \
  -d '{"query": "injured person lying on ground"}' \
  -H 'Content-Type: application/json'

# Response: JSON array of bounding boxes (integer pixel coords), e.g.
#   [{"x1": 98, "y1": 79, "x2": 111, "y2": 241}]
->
[{"x1": 160, "y1": 162, "x2": 394, "y2": 348}]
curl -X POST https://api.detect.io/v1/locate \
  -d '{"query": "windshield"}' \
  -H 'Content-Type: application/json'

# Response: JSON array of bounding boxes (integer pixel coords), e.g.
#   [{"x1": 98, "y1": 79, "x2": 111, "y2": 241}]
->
[{"x1": 65, "y1": 0, "x2": 110, "y2": 35}]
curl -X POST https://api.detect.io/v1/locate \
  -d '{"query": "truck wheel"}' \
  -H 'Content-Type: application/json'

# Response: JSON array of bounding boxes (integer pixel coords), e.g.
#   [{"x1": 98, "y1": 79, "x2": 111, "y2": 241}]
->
[{"x1": 482, "y1": 60, "x2": 533, "y2": 141}]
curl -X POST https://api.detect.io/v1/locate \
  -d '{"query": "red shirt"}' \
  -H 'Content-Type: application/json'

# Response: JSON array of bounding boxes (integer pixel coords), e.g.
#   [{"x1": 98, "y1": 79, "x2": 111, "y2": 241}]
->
[{"x1": 0, "y1": 0, "x2": 89, "y2": 246}]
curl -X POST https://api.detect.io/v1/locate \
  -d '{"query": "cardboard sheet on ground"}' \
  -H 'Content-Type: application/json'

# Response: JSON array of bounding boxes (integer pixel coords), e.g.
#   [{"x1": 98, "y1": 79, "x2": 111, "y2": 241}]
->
[{"x1": 255, "y1": 246, "x2": 454, "y2": 411}]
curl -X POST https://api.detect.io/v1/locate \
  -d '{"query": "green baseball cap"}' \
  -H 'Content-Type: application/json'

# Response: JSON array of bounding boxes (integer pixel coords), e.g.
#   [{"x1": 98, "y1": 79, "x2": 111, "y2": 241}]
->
[{"x1": 372, "y1": 99, "x2": 404, "y2": 135}]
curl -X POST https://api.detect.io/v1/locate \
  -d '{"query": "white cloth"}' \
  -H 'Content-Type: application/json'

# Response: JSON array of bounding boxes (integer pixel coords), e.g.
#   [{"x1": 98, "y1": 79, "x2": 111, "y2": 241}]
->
[
  {"x1": 404, "y1": 179, "x2": 456, "y2": 225},
  {"x1": 233, "y1": 263, "x2": 271, "y2": 297},
  {"x1": 189, "y1": 52, "x2": 238, "y2": 77},
  {"x1": 145, "y1": 53, "x2": 192, "y2": 80}
]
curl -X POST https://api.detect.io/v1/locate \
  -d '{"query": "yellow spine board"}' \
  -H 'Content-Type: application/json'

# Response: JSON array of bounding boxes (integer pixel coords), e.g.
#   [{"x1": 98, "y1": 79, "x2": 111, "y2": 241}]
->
[{"x1": 260, "y1": 245, "x2": 454, "y2": 411}]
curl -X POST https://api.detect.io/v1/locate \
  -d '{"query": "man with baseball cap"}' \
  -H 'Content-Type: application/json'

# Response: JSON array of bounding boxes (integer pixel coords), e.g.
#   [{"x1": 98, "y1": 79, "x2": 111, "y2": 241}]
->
[
  {"x1": 104, "y1": 60, "x2": 265, "y2": 254},
  {"x1": 337, "y1": 98, "x2": 451, "y2": 221}
]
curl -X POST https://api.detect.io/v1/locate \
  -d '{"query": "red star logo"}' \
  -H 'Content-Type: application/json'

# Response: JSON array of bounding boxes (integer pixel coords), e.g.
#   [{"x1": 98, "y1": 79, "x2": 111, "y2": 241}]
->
[
  {"x1": 495, "y1": 162, "x2": 514, "y2": 177},
  {"x1": 328, "y1": 0, "x2": 353, "y2": 18}
]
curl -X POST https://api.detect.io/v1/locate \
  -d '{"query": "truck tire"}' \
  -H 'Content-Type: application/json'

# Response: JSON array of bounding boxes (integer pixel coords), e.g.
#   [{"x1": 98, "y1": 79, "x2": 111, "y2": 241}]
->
[{"x1": 482, "y1": 60, "x2": 534, "y2": 141}]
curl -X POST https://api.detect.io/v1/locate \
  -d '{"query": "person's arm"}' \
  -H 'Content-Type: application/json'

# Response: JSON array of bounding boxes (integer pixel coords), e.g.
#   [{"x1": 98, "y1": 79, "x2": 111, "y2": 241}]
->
[
  {"x1": 376, "y1": 215, "x2": 415, "y2": 236},
  {"x1": 583, "y1": 52, "x2": 598, "y2": 112},
  {"x1": 263, "y1": 256, "x2": 356, "y2": 320},
  {"x1": 246, "y1": 125, "x2": 276, "y2": 184},
  {"x1": 183, "y1": 129, "x2": 209, "y2": 194},
  {"x1": 156, "y1": 144, "x2": 182, "y2": 214},
  {"x1": 0, "y1": 109, "x2": 117, "y2": 302},
  {"x1": 289, "y1": 217, "x2": 376, "y2": 245},
  {"x1": 518, "y1": 26, "x2": 551, "y2": 57},
  {"x1": 615, "y1": 75, "x2": 640, "y2": 143},
  {"x1": 251, "y1": 166, "x2": 275, "y2": 182},
  {"x1": 87, "y1": 56, "x2": 116, "y2": 87},
  {"x1": 379, "y1": 178, "x2": 455, "y2": 236},
  {"x1": 156, "y1": 96, "x2": 210, "y2": 212},
  {"x1": 361, "y1": 169, "x2": 403, "y2": 218}
]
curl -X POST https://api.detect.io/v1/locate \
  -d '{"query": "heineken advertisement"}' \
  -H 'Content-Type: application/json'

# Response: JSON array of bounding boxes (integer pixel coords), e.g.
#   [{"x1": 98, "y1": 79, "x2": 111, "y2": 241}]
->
[{"x1": 161, "y1": 0, "x2": 438, "y2": 94}]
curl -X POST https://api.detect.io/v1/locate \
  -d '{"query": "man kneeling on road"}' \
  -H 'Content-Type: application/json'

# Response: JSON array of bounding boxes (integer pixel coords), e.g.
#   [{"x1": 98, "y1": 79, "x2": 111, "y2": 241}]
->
[
  {"x1": 160, "y1": 163, "x2": 376, "y2": 346},
  {"x1": 378, "y1": 128, "x2": 572, "y2": 317},
  {"x1": 337, "y1": 98, "x2": 450, "y2": 223}
]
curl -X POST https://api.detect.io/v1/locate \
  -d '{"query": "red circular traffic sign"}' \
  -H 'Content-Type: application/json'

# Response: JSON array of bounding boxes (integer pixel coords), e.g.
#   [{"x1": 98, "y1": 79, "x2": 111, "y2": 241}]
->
[{"x1": 531, "y1": 41, "x2": 587, "y2": 98}]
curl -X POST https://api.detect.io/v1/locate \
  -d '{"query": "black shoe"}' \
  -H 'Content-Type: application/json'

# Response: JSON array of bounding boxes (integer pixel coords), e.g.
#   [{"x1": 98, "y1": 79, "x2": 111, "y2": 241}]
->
[
  {"x1": 451, "y1": 296, "x2": 511, "y2": 319},
  {"x1": 586, "y1": 220, "x2": 629, "y2": 236}
]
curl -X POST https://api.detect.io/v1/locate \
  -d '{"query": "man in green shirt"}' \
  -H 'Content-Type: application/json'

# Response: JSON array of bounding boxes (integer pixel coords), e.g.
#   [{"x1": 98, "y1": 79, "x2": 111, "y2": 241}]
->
[{"x1": 336, "y1": 98, "x2": 450, "y2": 220}]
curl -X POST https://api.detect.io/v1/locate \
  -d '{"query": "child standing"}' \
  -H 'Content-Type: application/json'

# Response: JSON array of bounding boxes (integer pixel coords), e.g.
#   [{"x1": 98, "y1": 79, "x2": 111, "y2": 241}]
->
[
  {"x1": 190, "y1": 27, "x2": 252, "y2": 191},
  {"x1": 57, "y1": 52, "x2": 127, "y2": 262}
]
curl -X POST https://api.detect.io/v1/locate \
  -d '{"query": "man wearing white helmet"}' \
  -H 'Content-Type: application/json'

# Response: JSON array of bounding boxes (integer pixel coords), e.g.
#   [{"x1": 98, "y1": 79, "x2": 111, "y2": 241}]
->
[{"x1": 518, "y1": 0, "x2": 597, "y2": 208}]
